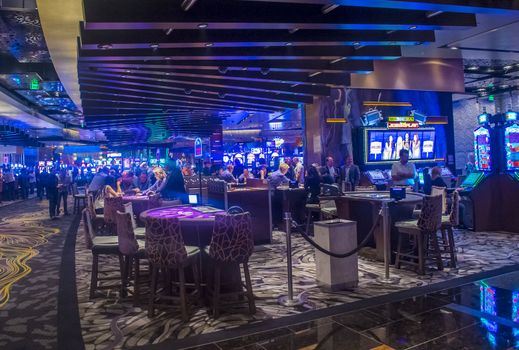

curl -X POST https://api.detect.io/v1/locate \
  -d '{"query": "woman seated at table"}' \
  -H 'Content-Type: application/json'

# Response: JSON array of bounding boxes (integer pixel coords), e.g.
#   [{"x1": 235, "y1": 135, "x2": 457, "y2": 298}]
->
[
  {"x1": 305, "y1": 165, "x2": 321, "y2": 204},
  {"x1": 142, "y1": 167, "x2": 167, "y2": 196},
  {"x1": 161, "y1": 164, "x2": 188, "y2": 202},
  {"x1": 238, "y1": 169, "x2": 254, "y2": 183},
  {"x1": 94, "y1": 175, "x2": 122, "y2": 211}
]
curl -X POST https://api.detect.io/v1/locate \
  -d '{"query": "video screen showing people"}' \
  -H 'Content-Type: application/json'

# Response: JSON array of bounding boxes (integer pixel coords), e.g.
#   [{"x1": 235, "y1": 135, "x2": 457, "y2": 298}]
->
[{"x1": 367, "y1": 129, "x2": 436, "y2": 162}]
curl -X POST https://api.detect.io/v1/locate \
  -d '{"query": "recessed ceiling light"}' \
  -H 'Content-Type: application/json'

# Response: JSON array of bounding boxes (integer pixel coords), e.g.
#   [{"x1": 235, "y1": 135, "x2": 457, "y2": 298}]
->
[
  {"x1": 150, "y1": 43, "x2": 159, "y2": 49},
  {"x1": 125, "y1": 70, "x2": 131, "y2": 73},
  {"x1": 409, "y1": 26, "x2": 417, "y2": 30},
  {"x1": 353, "y1": 42, "x2": 360, "y2": 46},
  {"x1": 487, "y1": 68, "x2": 495, "y2": 73},
  {"x1": 205, "y1": 43, "x2": 213, "y2": 47},
  {"x1": 198, "y1": 23, "x2": 208, "y2": 29},
  {"x1": 449, "y1": 46, "x2": 459, "y2": 50},
  {"x1": 165, "y1": 27, "x2": 174, "y2": 35},
  {"x1": 285, "y1": 42, "x2": 292, "y2": 46},
  {"x1": 504, "y1": 65, "x2": 512, "y2": 70},
  {"x1": 165, "y1": 57, "x2": 172, "y2": 60},
  {"x1": 97, "y1": 43, "x2": 113, "y2": 50},
  {"x1": 121, "y1": 75, "x2": 127, "y2": 78},
  {"x1": 467, "y1": 66, "x2": 478, "y2": 71}
]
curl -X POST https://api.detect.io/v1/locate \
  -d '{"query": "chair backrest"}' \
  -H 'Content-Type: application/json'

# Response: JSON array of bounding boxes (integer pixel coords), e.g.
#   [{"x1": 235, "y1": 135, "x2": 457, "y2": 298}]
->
[
  {"x1": 209, "y1": 211, "x2": 253, "y2": 263},
  {"x1": 87, "y1": 193, "x2": 95, "y2": 213},
  {"x1": 82, "y1": 208, "x2": 95, "y2": 250},
  {"x1": 116, "y1": 211, "x2": 139, "y2": 255},
  {"x1": 431, "y1": 186, "x2": 447, "y2": 214},
  {"x1": 321, "y1": 183, "x2": 341, "y2": 197},
  {"x1": 123, "y1": 202, "x2": 138, "y2": 230},
  {"x1": 104, "y1": 196, "x2": 124, "y2": 225},
  {"x1": 207, "y1": 178, "x2": 228, "y2": 210},
  {"x1": 145, "y1": 216, "x2": 187, "y2": 267},
  {"x1": 417, "y1": 195, "x2": 443, "y2": 232},
  {"x1": 449, "y1": 190, "x2": 460, "y2": 226}
]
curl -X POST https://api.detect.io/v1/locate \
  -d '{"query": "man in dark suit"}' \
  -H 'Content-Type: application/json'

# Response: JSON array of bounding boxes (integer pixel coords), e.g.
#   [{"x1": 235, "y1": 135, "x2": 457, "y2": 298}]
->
[{"x1": 340, "y1": 155, "x2": 360, "y2": 191}]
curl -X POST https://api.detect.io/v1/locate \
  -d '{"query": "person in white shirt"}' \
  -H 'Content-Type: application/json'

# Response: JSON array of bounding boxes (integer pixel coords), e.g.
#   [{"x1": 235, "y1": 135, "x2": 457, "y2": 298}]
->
[
  {"x1": 293, "y1": 157, "x2": 304, "y2": 183},
  {"x1": 324, "y1": 156, "x2": 338, "y2": 183},
  {"x1": 391, "y1": 149, "x2": 417, "y2": 187}
]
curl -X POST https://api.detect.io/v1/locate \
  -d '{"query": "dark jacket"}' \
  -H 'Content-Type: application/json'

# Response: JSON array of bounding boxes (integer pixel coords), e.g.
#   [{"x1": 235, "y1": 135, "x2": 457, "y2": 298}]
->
[
  {"x1": 305, "y1": 176, "x2": 321, "y2": 203},
  {"x1": 340, "y1": 164, "x2": 360, "y2": 190}
]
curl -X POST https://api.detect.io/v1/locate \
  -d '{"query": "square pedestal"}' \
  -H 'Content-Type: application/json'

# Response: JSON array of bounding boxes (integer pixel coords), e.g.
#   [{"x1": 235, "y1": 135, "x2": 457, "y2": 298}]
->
[{"x1": 314, "y1": 219, "x2": 358, "y2": 291}]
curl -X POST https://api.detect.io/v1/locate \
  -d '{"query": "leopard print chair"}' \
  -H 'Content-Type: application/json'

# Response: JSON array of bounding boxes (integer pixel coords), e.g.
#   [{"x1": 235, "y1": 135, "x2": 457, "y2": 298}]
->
[
  {"x1": 438, "y1": 190, "x2": 459, "y2": 268},
  {"x1": 144, "y1": 216, "x2": 201, "y2": 320},
  {"x1": 206, "y1": 211, "x2": 256, "y2": 318},
  {"x1": 395, "y1": 194, "x2": 443, "y2": 275}
]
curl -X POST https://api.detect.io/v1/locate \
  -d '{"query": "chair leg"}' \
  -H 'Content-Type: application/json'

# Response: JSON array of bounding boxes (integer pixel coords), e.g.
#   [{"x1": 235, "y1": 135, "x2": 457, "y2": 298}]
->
[
  {"x1": 305, "y1": 211, "x2": 312, "y2": 235},
  {"x1": 133, "y1": 257, "x2": 140, "y2": 306},
  {"x1": 417, "y1": 233, "x2": 425, "y2": 275},
  {"x1": 192, "y1": 262, "x2": 202, "y2": 305},
  {"x1": 178, "y1": 267, "x2": 189, "y2": 322},
  {"x1": 447, "y1": 227, "x2": 457, "y2": 268},
  {"x1": 148, "y1": 266, "x2": 158, "y2": 318},
  {"x1": 90, "y1": 253, "x2": 99, "y2": 299},
  {"x1": 242, "y1": 262, "x2": 256, "y2": 315},
  {"x1": 430, "y1": 231, "x2": 444, "y2": 271},
  {"x1": 119, "y1": 254, "x2": 127, "y2": 298},
  {"x1": 395, "y1": 232, "x2": 403, "y2": 269},
  {"x1": 212, "y1": 264, "x2": 221, "y2": 318}
]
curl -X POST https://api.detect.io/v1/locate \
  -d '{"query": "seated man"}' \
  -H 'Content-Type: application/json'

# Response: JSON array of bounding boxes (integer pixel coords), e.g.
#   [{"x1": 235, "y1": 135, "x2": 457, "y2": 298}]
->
[
  {"x1": 220, "y1": 164, "x2": 237, "y2": 183},
  {"x1": 268, "y1": 163, "x2": 290, "y2": 188}
]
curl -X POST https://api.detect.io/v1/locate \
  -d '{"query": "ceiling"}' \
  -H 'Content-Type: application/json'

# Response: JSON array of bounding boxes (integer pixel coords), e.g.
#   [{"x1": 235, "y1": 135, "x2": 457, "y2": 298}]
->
[{"x1": 79, "y1": 0, "x2": 513, "y2": 147}]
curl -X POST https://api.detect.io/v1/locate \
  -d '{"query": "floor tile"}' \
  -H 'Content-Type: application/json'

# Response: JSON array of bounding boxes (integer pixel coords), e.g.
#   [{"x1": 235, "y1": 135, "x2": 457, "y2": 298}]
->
[
  {"x1": 332, "y1": 310, "x2": 391, "y2": 332},
  {"x1": 409, "y1": 322, "x2": 519, "y2": 350},
  {"x1": 363, "y1": 295, "x2": 449, "y2": 322},
  {"x1": 364, "y1": 307, "x2": 479, "y2": 349},
  {"x1": 215, "y1": 327, "x2": 291, "y2": 349},
  {"x1": 259, "y1": 322, "x2": 382, "y2": 350}
]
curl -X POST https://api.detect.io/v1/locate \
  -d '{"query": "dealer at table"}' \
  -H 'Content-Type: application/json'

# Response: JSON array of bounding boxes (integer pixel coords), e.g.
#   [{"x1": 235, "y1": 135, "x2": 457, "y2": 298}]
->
[{"x1": 391, "y1": 149, "x2": 417, "y2": 188}]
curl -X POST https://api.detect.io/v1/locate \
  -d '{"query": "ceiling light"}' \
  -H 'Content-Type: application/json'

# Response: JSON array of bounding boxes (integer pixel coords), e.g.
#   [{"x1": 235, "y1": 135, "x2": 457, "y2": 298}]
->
[
  {"x1": 218, "y1": 66, "x2": 228, "y2": 74},
  {"x1": 260, "y1": 67, "x2": 270, "y2": 76},
  {"x1": 205, "y1": 43, "x2": 213, "y2": 47},
  {"x1": 504, "y1": 65, "x2": 513, "y2": 70},
  {"x1": 290, "y1": 83, "x2": 299, "y2": 88},
  {"x1": 218, "y1": 92, "x2": 227, "y2": 98},
  {"x1": 125, "y1": 70, "x2": 131, "y2": 73},
  {"x1": 309, "y1": 71, "x2": 322, "y2": 77},
  {"x1": 449, "y1": 46, "x2": 459, "y2": 50},
  {"x1": 97, "y1": 43, "x2": 113, "y2": 50},
  {"x1": 288, "y1": 28, "x2": 299, "y2": 34},
  {"x1": 285, "y1": 42, "x2": 292, "y2": 46},
  {"x1": 242, "y1": 67, "x2": 248, "y2": 71},
  {"x1": 353, "y1": 41, "x2": 360, "y2": 46},
  {"x1": 426, "y1": 10, "x2": 443, "y2": 18},
  {"x1": 330, "y1": 57, "x2": 345, "y2": 64},
  {"x1": 165, "y1": 27, "x2": 174, "y2": 35},
  {"x1": 467, "y1": 66, "x2": 478, "y2": 71},
  {"x1": 198, "y1": 23, "x2": 208, "y2": 29},
  {"x1": 487, "y1": 68, "x2": 495, "y2": 73},
  {"x1": 181, "y1": 0, "x2": 198, "y2": 11},
  {"x1": 409, "y1": 26, "x2": 417, "y2": 30},
  {"x1": 150, "y1": 43, "x2": 159, "y2": 49},
  {"x1": 321, "y1": 4, "x2": 339, "y2": 14},
  {"x1": 165, "y1": 57, "x2": 172, "y2": 60}
]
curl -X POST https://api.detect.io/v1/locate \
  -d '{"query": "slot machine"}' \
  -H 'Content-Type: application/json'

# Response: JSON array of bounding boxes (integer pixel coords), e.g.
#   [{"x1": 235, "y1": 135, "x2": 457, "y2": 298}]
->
[{"x1": 504, "y1": 111, "x2": 519, "y2": 178}]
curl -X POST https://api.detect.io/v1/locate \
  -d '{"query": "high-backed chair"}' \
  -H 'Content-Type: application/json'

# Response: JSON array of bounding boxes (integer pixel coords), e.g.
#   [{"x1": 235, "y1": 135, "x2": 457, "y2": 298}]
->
[
  {"x1": 122, "y1": 202, "x2": 146, "y2": 239},
  {"x1": 83, "y1": 208, "x2": 121, "y2": 299},
  {"x1": 145, "y1": 216, "x2": 201, "y2": 320},
  {"x1": 438, "y1": 190, "x2": 459, "y2": 268},
  {"x1": 72, "y1": 183, "x2": 87, "y2": 214},
  {"x1": 431, "y1": 186, "x2": 448, "y2": 214},
  {"x1": 206, "y1": 210, "x2": 256, "y2": 318},
  {"x1": 104, "y1": 196, "x2": 124, "y2": 235},
  {"x1": 207, "y1": 178, "x2": 228, "y2": 210},
  {"x1": 116, "y1": 210, "x2": 146, "y2": 305},
  {"x1": 394, "y1": 195, "x2": 443, "y2": 275}
]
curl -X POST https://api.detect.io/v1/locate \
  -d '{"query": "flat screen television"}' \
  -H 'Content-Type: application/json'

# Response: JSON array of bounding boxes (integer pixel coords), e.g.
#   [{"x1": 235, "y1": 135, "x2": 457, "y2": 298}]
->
[{"x1": 364, "y1": 128, "x2": 436, "y2": 165}]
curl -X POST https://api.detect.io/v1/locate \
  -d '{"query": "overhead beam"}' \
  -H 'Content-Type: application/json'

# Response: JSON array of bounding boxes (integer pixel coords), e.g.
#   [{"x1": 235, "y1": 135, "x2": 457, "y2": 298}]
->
[
  {"x1": 238, "y1": 0, "x2": 519, "y2": 14},
  {"x1": 82, "y1": 0, "x2": 477, "y2": 30}
]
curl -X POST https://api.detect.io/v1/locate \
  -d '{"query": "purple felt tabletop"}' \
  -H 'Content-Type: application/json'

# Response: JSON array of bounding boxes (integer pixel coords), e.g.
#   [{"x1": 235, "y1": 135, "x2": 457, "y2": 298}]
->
[{"x1": 141, "y1": 206, "x2": 223, "y2": 221}]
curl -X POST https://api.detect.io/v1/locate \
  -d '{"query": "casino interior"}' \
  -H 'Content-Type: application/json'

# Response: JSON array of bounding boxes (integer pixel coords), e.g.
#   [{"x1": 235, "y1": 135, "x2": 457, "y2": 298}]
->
[{"x1": 2, "y1": 1, "x2": 519, "y2": 349}]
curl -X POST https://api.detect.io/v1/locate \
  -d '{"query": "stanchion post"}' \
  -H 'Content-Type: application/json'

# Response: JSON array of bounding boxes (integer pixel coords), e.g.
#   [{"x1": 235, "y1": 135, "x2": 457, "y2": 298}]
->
[
  {"x1": 278, "y1": 212, "x2": 306, "y2": 307},
  {"x1": 377, "y1": 200, "x2": 399, "y2": 284}
]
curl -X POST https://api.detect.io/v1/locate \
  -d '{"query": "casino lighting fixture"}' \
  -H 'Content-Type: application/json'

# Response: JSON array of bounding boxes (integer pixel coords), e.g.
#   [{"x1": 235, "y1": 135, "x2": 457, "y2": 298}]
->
[
  {"x1": 150, "y1": 43, "x2": 159, "y2": 49},
  {"x1": 450, "y1": 46, "x2": 459, "y2": 50},
  {"x1": 218, "y1": 66, "x2": 228, "y2": 74},
  {"x1": 218, "y1": 92, "x2": 227, "y2": 98},
  {"x1": 504, "y1": 65, "x2": 512, "y2": 70},
  {"x1": 326, "y1": 118, "x2": 347, "y2": 123},
  {"x1": 468, "y1": 66, "x2": 479, "y2": 71},
  {"x1": 409, "y1": 26, "x2": 417, "y2": 30},
  {"x1": 198, "y1": 23, "x2": 208, "y2": 29},
  {"x1": 309, "y1": 71, "x2": 322, "y2": 77},
  {"x1": 97, "y1": 43, "x2": 113, "y2": 50},
  {"x1": 285, "y1": 42, "x2": 292, "y2": 46},
  {"x1": 260, "y1": 67, "x2": 270, "y2": 76},
  {"x1": 165, "y1": 27, "x2": 174, "y2": 35},
  {"x1": 181, "y1": 0, "x2": 198, "y2": 11},
  {"x1": 184, "y1": 88, "x2": 192, "y2": 95},
  {"x1": 321, "y1": 4, "x2": 339, "y2": 14},
  {"x1": 205, "y1": 43, "x2": 213, "y2": 47}
]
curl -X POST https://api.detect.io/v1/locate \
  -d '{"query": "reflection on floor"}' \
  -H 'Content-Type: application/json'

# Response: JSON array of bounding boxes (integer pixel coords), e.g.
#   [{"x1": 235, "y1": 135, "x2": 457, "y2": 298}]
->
[
  {"x1": 197, "y1": 271, "x2": 519, "y2": 350},
  {"x1": 0, "y1": 198, "x2": 75, "y2": 349},
  {"x1": 75, "y1": 221, "x2": 519, "y2": 350}
]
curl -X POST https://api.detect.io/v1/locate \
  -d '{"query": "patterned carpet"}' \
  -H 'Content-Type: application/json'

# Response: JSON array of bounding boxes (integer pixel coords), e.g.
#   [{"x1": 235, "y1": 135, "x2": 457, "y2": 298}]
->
[
  {"x1": 75, "y1": 220, "x2": 519, "y2": 350},
  {"x1": 0, "y1": 198, "x2": 76, "y2": 349}
]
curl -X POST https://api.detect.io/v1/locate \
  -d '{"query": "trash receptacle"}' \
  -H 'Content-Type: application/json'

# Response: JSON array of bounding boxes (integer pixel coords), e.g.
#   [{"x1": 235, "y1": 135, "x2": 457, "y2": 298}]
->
[{"x1": 314, "y1": 219, "x2": 358, "y2": 291}]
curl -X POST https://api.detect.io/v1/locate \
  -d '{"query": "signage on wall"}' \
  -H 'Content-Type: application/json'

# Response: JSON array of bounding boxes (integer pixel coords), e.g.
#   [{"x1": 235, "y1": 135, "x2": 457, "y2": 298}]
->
[
  {"x1": 388, "y1": 116, "x2": 414, "y2": 122},
  {"x1": 387, "y1": 121, "x2": 420, "y2": 129},
  {"x1": 194, "y1": 137, "x2": 203, "y2": 158}
]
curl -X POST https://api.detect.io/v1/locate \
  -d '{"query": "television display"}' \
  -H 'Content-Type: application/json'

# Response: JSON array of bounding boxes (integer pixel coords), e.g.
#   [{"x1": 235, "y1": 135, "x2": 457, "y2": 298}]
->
[
  {"x1": 474, "y1": 127, "x2": 492, "y2": 171},
  {"x1": 505, "y1": 124, "x2": 519, "y2": 171},
  {"x1": 366, "y1": 170, "x2": 386, "y2": 181},
  {"x1": 365, "y1": 128, "x2": 436, "y2": 164}
]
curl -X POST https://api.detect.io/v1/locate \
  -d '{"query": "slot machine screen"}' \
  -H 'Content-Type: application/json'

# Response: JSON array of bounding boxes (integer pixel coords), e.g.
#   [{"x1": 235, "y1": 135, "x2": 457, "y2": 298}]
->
[
  {"x1": 367, "y1": 170, "x2": 385, "y2": 181},
  {"x1": 461, "y1": 172, "x2": 484, "y2": 188},
  {"x1": 505, "y1": 124, "x2": 519, "y2": 171},
  {"x1": 474, "y1": 127, "x2": 492, "y2": 171}
]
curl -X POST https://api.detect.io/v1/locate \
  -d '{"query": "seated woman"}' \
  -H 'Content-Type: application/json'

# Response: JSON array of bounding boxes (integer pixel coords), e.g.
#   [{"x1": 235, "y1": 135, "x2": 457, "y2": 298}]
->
[
  {"x1": 430, "y1": 166, "x2": 447, "y2": 189},
  {"x1": 305, "y1": 165, "x2": 321, "y2": 204},
  {"x1": 238, "y1": 169, "x2": 254, "y2": 183},
  {"x1": 161, "y1": 165, "x2": 187, "y2": 202},
  {"x1": 94, "y1": 175, "x2": 122, "y2": 212},
  {"x1": 142, "y1": 167, "x2": 168, "y2": 196}
]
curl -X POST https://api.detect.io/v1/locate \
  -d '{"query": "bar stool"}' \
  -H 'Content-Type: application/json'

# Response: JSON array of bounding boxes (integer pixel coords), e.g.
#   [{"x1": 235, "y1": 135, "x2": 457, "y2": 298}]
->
[
  {"x1": 83, "y1": 208, "x2": 121, "y2": 299},
  {"x1": 73, "y1": 184, "x2": 87, "y2": 214},
  {"x1": 394, "y1": 195, "x2": 443, "y2": 275},
  {"x1": 438, "y1": 190, "x2": 459, "y2": 268},
  {"x1": 116, "y1": 210, "x2": 146, "y2": 305},
  {"x1": 145, "y1": 216, "x2": 201, "y2": 320},
  {"x1": 205, "y1": 209, "x2": 256, "y2": 318}
]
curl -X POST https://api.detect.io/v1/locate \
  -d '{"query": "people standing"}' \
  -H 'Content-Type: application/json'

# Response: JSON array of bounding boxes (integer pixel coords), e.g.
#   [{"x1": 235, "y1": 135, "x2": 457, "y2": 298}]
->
[
  {"x1": 57, "y1": 169, "x2": 72, "y2": 216},
  {"x1": 47, "y1": 169, "x2": 60, "y2": 219},
  {"x1": 18, "y1": 169, "x2": 29, "y2": 200},
  {"x1": 324, "y1": 156, "x2": 338, "y2": 183},
  {"x1": 391, "y1": 149, "x2": 417, "y2": 187},
  {"x1": 340, "y1": 155, "x2": 360, "y2": 191},
  {"x1": 293, "y1": 157, "x2": 304, "y2": 183},
  {"x1": 28, "y1": 170, "x2": 36, "y2": 195},
  {"x1": 284, "y1": 158, "x2": 295, "y2": 181},
  {"x1": 3, "y1": 168, "x2": 15, "y2": 201}
]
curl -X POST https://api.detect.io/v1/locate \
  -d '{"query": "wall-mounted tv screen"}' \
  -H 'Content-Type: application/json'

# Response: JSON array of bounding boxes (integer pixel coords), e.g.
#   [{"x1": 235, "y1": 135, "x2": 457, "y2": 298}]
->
[{"x1": 364, "y1": 128, "x2": 436, "y2": 164}]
